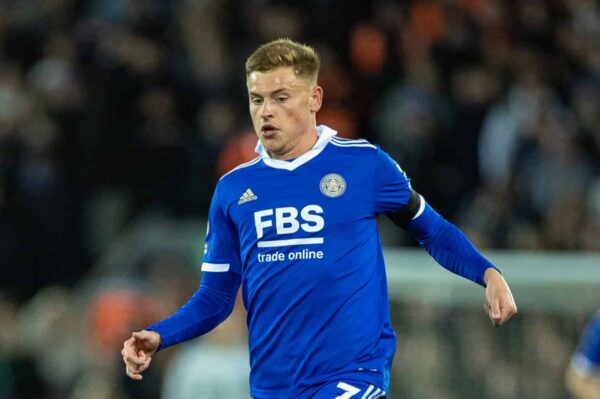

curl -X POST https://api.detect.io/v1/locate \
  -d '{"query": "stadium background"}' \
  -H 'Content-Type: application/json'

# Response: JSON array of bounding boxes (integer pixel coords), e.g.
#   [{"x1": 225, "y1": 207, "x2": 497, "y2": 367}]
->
[{"x1": 0, "y1": 0, "x2": 598, "y2": 398}]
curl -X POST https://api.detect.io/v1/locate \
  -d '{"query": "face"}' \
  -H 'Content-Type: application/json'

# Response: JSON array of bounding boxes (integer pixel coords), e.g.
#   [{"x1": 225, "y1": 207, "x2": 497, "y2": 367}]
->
[{"x1": 247, "y1": 67, "x2": 323, "y2": 160}]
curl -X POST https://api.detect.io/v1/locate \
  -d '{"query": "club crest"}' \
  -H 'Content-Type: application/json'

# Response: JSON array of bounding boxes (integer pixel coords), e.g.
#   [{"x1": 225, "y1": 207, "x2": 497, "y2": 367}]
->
[{"x1": 320, "y1": 173, "x2": 346, "y2": 198}]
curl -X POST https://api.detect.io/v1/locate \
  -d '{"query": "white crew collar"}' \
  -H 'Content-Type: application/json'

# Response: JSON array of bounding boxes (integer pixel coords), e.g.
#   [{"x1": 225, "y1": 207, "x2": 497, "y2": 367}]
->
[{"x1": 254, "y1": 125, "x2": 337, "y2": 171}]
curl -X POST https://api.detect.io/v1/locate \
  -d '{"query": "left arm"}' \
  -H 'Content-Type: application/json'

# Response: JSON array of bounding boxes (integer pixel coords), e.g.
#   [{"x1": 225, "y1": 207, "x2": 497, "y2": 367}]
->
[{"x1": 388, "y1": 190, "x2": 517, "y2": 326}]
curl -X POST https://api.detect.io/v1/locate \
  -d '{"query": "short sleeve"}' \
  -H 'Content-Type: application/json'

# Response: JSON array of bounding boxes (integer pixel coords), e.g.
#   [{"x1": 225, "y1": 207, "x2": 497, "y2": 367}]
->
[
  {"x1": 373, "y1": 147, "x2": 412, "y2": 214},
  {"x1": 202, "y1": 184, "x2": 242, "y2": 275}
]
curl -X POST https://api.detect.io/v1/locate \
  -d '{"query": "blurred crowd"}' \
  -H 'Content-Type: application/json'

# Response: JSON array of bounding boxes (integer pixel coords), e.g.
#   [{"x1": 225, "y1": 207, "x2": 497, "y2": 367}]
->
[{"x1": 0, "y1": 0, "x2": 599, "y2": 398}]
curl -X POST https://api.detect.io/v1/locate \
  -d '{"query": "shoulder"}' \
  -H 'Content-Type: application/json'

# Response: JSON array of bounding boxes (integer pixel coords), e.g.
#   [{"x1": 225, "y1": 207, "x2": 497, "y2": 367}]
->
[
  {"x1": 216, "y1": 156, "x2": 262, "y2": 202},
  {"x1": 328, "y1": 137, "x2": 380, "y2": 162},
  {"x1": 212, "y1": 157, "x2": 263, "y2": 212},
  {"x1": 219, "y1": 156, "x2": 263, "y2": 182},
  {"x1": 329, "y1": 136, "x2": 378, "y2": 151},
  {"x1": 328, "y1": 136, "x2": 393, "y2": 165}
]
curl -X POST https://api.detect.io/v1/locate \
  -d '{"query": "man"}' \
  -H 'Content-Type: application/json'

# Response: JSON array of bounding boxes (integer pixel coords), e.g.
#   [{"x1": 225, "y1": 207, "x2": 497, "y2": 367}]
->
[
  {"x1": 566, "y1": 311, "x2": 600, "y2": 399},
  {"x1": 121, "y1": 39, "x2": 517, "y2": 399}
]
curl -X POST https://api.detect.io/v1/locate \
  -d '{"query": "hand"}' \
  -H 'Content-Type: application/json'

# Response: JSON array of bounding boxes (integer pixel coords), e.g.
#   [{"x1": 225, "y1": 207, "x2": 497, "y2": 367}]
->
[
  {"x1": 121, "y1": 330, "x2": 161, "y2": 380},
  {"x1": 483, "y1": 268, "x2": 517, "y2": 327}
]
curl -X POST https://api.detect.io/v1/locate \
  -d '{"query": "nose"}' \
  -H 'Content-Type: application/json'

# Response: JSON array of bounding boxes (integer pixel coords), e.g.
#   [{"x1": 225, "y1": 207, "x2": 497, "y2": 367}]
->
[{"x1": 260, "y1": 99, "x2": 273, "y2": 119}]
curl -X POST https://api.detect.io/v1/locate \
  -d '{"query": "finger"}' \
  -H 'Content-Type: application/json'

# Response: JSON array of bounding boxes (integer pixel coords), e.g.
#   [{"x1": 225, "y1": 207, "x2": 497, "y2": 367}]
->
[
  {"x1": 498, "y1": 305, "x2": 510, "y2": 325},
  {"x1": 123, "y1": 350, "x2": 145, "y2": 366},
  {"x1": 132, "y1": 331, "x2": 151, "y2": 346},
  {"x1": 132, "y1": 355, "x2": 152, "y2": 372},
  {"x1": 124, "y1": 337, "x2": 141, "y2": 353},
  {"x1": 126, "y1": 356, "x2": 153, "y2": 378},
  {"x1": 132, "y1": 331, "x2": 158, "y2": 352},
  {"x1": 490, "y1": 298, "x2": 501, "y2": 320},
  {"x1": 485, "y1": 299, "x2": 501, "y2": 326},
  {"x1": 124, "y1": 349, "x2": 152, "y2": 369},
  {"x1": 128, "y1": 371, "x2": 143, "y2": 380},
  {"x1": 124, "y1": 343, "x2": 145, "y2": 363},
  {"x1": 128, "y1": 360, "x2": 144, "y2": 372},
  {"x1": 499, "y1": 299, "x2": 518, "y2": 325},
  {"x1": 126, "y1": 365, "x2": 143, "y2": 380},
  {"x1": 122, "y1": 337, "x2": 134, "y2": 355},
  {"x1": 125, "y1": 357, "x2": 145, "y2": 368},
  {"x1": 483, "y1": 303, "x2": 498, "y2": 327},
  {"x1": 138, "y1": 356, "x2": 153, "y2": 373}
]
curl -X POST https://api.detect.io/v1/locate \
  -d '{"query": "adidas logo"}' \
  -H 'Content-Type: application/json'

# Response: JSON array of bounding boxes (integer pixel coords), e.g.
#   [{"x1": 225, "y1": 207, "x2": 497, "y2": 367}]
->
[{"x1": 238, "y1": 188, "x2": 258, "y2": 204}]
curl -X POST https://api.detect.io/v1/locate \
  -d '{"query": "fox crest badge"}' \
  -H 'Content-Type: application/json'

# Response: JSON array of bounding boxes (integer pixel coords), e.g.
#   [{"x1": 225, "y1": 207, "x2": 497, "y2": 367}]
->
[{"x1": 320, "y1": 174, "x2": 346, "y2": 198}]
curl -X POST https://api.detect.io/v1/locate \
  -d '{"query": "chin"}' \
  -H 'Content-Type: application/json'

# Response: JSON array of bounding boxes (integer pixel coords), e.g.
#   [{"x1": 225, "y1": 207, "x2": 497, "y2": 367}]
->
[
  {"x1": 265, "y1": 142, "x2": 287, "y2": 156},
  {"x1": 265, "y1": 144, "x2": 282, "y2": 154}
]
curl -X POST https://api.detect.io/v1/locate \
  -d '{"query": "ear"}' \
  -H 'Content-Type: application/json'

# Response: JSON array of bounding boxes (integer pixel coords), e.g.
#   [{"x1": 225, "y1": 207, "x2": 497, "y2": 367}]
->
[{"x1": 309, "y1": 86, "x2": 323, "y2": 113}]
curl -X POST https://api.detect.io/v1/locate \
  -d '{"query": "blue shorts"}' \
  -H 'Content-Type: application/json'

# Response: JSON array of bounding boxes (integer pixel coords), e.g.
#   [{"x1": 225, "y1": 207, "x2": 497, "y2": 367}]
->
[{"x1": 255, "y1": 379, "x2": 387, "y2": 399}]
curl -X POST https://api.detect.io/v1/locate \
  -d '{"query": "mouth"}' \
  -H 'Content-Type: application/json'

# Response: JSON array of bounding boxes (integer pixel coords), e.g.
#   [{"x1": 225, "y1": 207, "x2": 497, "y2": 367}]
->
[{"x1": 261, "y1": 124, "x2": 279, "y2": 138}]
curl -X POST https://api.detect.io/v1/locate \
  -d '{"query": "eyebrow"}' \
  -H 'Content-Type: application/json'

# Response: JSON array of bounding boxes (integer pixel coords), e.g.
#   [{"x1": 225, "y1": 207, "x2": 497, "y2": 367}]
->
[{"x1": 249, "y1": 88, "x2": 291, "y2": 97}]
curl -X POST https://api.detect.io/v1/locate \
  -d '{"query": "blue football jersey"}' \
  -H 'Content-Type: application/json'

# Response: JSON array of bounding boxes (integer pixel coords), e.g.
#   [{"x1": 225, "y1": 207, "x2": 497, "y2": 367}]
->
[
  {"x1": 202, "y1": 125, "x2": 411, "y2": 398},
  {"x1": 572, "y1": 310, "x2": 600, "y2": 376}
]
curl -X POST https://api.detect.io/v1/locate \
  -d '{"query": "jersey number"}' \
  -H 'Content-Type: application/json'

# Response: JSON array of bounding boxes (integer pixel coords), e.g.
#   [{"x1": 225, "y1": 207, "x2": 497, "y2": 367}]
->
[{"x1": 335, "y1": 382, "x2": 360, "y2": 399}]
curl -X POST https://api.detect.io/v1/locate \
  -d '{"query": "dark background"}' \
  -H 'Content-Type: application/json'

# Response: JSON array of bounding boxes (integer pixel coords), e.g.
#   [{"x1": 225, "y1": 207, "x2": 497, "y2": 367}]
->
[{"x1": 0, "y1": 1, "x2": 598, "y2": 398}]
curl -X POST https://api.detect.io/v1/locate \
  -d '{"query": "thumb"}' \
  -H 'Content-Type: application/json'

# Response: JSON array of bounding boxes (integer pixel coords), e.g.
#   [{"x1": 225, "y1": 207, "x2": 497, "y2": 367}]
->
[
  {"x1": 132, "y1": 332, "x2": 151, "y2": 349},
  {"x1": 132, "y1": 331, "x2": 159, "y2": 352},
  {"x1": 132, "y1": 331, "x2": 145, "y2": 341}
]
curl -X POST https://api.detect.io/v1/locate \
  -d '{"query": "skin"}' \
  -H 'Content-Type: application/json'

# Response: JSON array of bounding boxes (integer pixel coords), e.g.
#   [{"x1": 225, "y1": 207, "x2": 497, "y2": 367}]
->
[
  {"x1": 121, "y1": 330, "x2": 160, "y2": 380},
  {"x1": 483, "y1": 268, "x2": 517, "y2": 327},
  {"x1": 121, "y1": 65, "x2": 517, "y2": 381},
  {"x1": 121, "y1": 66, "x2": 324, "y2": 380},
  {"x1": 247, "y1": 66, "x2": 323, "y2": 160}
]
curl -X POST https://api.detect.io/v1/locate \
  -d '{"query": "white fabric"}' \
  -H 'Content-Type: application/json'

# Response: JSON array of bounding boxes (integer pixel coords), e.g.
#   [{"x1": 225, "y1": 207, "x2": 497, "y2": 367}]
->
[{"x1": 254, "y1": 125, "x2": 337, "y2": 171}]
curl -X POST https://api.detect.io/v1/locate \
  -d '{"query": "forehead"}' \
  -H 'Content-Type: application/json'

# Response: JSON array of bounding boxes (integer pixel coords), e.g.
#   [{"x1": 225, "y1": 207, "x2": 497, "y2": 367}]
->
[{"x1": 247, "y1": 67, "x2": 308, "y2": 94}]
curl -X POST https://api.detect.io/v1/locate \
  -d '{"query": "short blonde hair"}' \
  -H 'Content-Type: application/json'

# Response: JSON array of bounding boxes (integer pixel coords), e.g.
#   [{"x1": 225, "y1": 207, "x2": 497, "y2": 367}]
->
[{"x1": 245, "y1": 38, "x2": 320, "y2": 85}]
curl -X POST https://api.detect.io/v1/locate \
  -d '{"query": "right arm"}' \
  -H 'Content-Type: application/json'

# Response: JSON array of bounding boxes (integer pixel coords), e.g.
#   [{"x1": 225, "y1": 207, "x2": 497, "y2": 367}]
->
[
  {"x1": 122, "y1": 182, "x2": 243, "y2": 380},
  {"x1": 122, "y1": 270, "x2": 241, "y2": 380},
  {"x1": 146, "y1": 270, "x2": 241, "y2": 349}
]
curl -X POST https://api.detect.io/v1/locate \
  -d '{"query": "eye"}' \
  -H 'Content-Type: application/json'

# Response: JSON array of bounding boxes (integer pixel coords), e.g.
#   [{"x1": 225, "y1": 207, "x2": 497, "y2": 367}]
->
[
  {"x1": 251, "y1": 97, "x2": 263, "y2": 105},
  {"x1": 276, "y1": 96, "x2": 288, "y2": 103}
]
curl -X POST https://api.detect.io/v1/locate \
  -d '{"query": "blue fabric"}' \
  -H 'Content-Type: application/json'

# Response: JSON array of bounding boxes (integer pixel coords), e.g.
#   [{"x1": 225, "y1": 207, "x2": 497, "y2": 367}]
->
[
  {"x1": 573, "y1": 311, "x2": 600, "y2": 375},
  {"x1": 308, "y1": 378, "x2": 386, "y2": 399},
  {"x1": 204, "y1": 185, "x2": 243, "y2": 274},
  {"x1": 144, "y1": 126, "x2": 492, "y2": 398},
  {"x1": 146, "y1": 271, "x2": 241, "y2": 349},
  {"x1": 255, "y1": 375, "x2": 385, "y2": 399},
  {"x1": 405, "y1": 201, "x2": 497, "y2": 287},
  {"x1": 200, "y1": 128, "x2": 407, "y2": 398}
]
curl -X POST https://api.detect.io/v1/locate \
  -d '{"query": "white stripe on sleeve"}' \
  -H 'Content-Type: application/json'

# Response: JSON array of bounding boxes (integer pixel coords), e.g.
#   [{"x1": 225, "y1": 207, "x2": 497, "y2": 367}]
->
[{"x1": 201, "y1": 262, "x2": 230, "y2": 272}]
